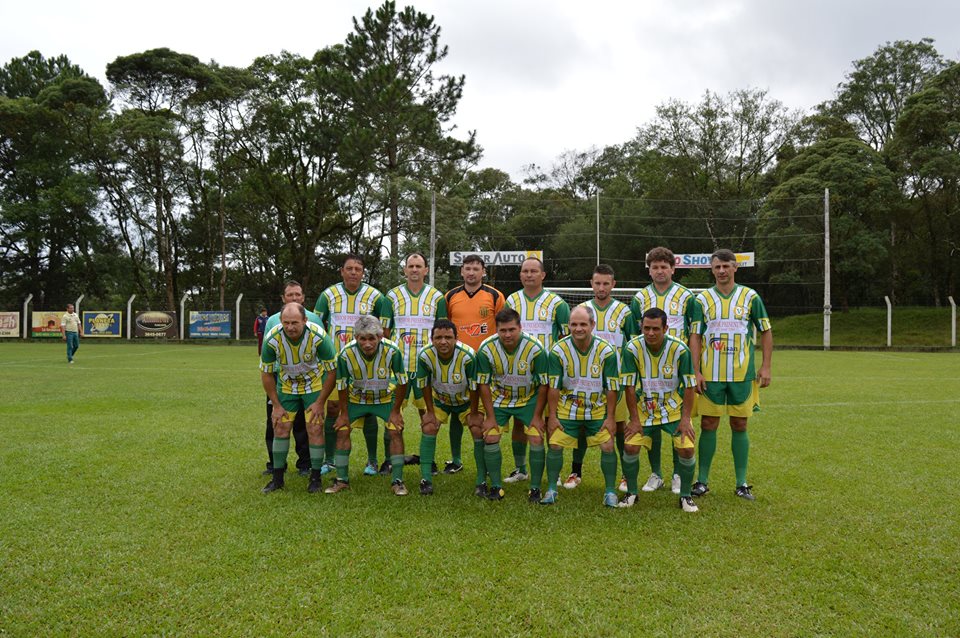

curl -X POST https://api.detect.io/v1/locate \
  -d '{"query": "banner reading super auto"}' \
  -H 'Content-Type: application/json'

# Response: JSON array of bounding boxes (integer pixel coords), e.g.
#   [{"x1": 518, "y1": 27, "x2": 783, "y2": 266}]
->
[
  {"x1": 189, "y1": 311, "x2": 232, "y2": 339},
  {"x1": 449, "y1": 250, "x2": 543, "y2": 266}
]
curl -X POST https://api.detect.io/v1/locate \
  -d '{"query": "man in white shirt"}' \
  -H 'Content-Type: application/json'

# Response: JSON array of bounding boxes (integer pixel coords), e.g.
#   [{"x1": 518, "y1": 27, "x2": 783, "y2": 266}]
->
[{"x1": 60, "y1": 303, "x2": 83, "y2": 364}]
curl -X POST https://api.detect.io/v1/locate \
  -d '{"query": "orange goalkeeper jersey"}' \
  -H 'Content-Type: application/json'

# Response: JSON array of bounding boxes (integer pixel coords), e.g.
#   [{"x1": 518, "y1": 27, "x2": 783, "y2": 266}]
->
[{"x1": 444, "y1": 284, "x2": 505, "y2": 352}]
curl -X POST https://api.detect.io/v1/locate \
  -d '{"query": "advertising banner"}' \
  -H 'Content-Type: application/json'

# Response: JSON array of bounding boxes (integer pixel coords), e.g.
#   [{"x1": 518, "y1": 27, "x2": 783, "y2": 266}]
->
[
  {"x1": 671, "y1": 252, "x2": 755, "y2": 268},
  {"x1": 449, "y1": 250, "x2": 543, "y2": 266},
  {"x1": 0, "y1": 311, "x2": 19, "y2": 338},
  {"x1": 31, "y1": 312, "x2": 62, "y2": 338},
  {"x1": 83, "y1": 311, "x2": 122, "y2": 338},
  {"x1": 189, "y1": 310, "x2": 232, "y2": 339},
  {"x1": 135, "y1": 311, "x2": 178, "y2": 339}
]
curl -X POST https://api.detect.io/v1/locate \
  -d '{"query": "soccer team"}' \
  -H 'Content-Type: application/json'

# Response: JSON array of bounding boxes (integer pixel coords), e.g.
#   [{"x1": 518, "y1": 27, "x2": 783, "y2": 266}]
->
[{"x1": 258, "y1": 247, "x2": 773, "y2": 512}]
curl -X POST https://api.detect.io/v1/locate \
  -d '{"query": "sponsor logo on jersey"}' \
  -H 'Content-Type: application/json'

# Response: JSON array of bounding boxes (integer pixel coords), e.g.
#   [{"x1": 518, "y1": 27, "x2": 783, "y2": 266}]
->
[
  {"x1": 645, "y1": 399, "x2": 658, "y2": 413},
  {"x1": 336, "y1": 329, "x2": 351, "y2": 343},
  {"x1": 479, "y1": 307, "x2": 489, "y2": 318},
  {"x1": 402, "y1": 332, "x2": 414, "y2": 344},
  {"x1": 710, "y1": 338, "x2": 737, "y2": 353}
]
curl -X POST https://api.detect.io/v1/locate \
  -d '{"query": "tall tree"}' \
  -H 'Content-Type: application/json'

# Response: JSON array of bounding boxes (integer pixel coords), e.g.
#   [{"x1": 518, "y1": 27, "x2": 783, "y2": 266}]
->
[{"x1": 343, "y1": 0, "x2": 480, "y2": 260}]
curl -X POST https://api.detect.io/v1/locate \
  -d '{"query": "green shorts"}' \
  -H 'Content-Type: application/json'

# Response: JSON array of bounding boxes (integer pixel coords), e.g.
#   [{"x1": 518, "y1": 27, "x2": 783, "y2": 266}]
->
[
  {"x1": 347, "y1": 402, "x2": 392, "y2": 426},
  {"x1": 493, "y1": 402, "x2": 536, "y2": 427},
  {"x1": 278, "y1": 389, "x2": 320, "y2": 413}
]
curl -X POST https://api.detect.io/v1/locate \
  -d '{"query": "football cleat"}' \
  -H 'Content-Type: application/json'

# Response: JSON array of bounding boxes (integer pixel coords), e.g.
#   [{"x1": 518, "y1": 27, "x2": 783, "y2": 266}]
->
[
  {"x1": 691, "y1": 481, "x2": 710, "y2": 497},
  {"x1": 671, "y1": 473, "x2": 681, "y2": 494},
  {"x1": 528, "y1": 487, "x2": 542, "y2": 504},
  {"x1": 603, "y1": 491, "x2": 619, "y2": 508},
  {"x1": 324, "y1": 479, "x2": 351, "y2": 494},
  {"x1": 443, "y1": 461, "x2": 464, "y2": 474},
  {"x1": 503, "y1": 469, "x2": 528, "y2": 483},
  {"x1": 735, "y1": 484, "x2": 756, "y2": 501},
  {"x1": 539, "y1": 489, "x2": 558, "y2": 505},
  {"x1": 307, "y1": 470, "x2": 323, "y2": 494},
  {"x1": 378, "y1": 460, "x2": 392, "y2": 476},
  {"x1": 617, "y1": 493, "x2": 638, "y2": 508},
  {"x1": 261, "y1": 479, "x2": 284, "y2": 494},
  {"x1": 473, "y1": 483, "x2": 489, "y2": 498},
  {"x1": 391, "y1": 479, "x2": 408, "y2": 496},
  {"x1": 562, "y1": 473, "x2": 582, "y2": 490},
  {"x1": 320, "y1": 462, "x2": 335, "y2": 476},
  {"x1": 363, "y1": 462, "x2": 378, "y2": 476},
  {"x1": 679, "y1": 496, "x2": 699, "y2": 512},
  {"x1": 486, "y1": 486, "x2": 505, "y2": 501},
  {"x1": 618, "y1": 477, "x2": 628, "y2": 493},
  {"x1": 641, "y1": 473, "x2": 664, "y2": 492},
  {"x1": 419, "y1": 479, "x2": 434, "y2": 496}
]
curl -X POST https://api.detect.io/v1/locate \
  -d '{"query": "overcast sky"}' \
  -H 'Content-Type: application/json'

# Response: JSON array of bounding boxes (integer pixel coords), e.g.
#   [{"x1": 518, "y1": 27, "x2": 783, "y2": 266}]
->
[{"x1": 2, "y1": 0, "x2": 958, "y2": 179}]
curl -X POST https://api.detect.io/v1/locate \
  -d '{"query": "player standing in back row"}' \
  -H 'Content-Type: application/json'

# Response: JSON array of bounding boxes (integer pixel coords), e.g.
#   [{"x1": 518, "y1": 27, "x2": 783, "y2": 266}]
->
[
  {"x1": 504, "y1": 257, "x2": 570, "y2": 485},
  {"x1": 630, "y1": 246, "x2": 696, "y2": 496},
  {"x1": 688, "y1": 249, "x2": 773, "y2": 501}
]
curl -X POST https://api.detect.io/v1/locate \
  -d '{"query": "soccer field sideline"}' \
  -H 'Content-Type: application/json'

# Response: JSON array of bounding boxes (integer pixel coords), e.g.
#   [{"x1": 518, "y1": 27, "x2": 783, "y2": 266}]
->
[{"x1": 1, "y1": 343, "x2": 958, "y2": 636}]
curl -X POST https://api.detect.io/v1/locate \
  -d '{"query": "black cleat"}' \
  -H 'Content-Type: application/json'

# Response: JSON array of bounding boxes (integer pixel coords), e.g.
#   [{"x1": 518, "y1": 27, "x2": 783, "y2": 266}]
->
[
  {"x1": 404, "y1": 454, "x2": 420, "y2": 465},
  {"x1": 307, "y1": 470, "x2": 323, "y2": 493},
  {"x1": 262, "y1": 468, "x2": 273, "y2": 476},
  {"x1": 691, "y1": 481, "x2": 710, "y2": 497},
  {"x1": 474, "y1": 483, "x2": 488, "y2": 498},
  {"x1": 431, "y1": 462, "x2": 439, "y2": 476},
  {"x1": 443, "y1": 461, "x2": 464, "y2": 474},
  {"x1": 262, "y1": 479, "x2": 284, "y2": 494},
  {"x1": 528, "y1": 487, "x2": 542, "y2": 504},
  {"x1": 378, "y1": 460, "x2": 392, "y2": 476},
  {"x1": 486, "y1": 486, "x2": 505, "y2": 501},
  {"x1": 735, "y1": 484, "x2": 756, "y2": 501},
  {"x1": 419, "y1": 479, "x2": 434, "y2": 496}
]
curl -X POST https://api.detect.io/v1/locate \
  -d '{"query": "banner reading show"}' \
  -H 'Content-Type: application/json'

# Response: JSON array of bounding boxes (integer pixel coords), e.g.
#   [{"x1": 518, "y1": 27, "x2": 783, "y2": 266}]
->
[
  {"x1": 0, "y1": 311, "x2": 19, "y2": 338},
  {"x1": 189, "y1": 311, "x2": 232, "y2": 339},
  {"x1": 135, "y1": 311, "x2": 178, "y2": 339},
  {"x1": 83, "y1": 311, "x2": 122, "y2": 338}
]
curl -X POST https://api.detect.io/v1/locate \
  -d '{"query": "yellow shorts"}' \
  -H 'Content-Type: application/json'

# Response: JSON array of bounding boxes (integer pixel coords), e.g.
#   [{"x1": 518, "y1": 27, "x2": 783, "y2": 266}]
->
[
  {"x1": 696, "y1": 381, "x2": 760, "y2": 418},
  {"x1": 402, "y1": 394, "x2": 426, "y2": 411},
  {"x1": 549, "y1": 420, "x2": 612, "y2": 449},
  {"x1": 625, "y1": 421, "x2": 696, "y2": 450}
]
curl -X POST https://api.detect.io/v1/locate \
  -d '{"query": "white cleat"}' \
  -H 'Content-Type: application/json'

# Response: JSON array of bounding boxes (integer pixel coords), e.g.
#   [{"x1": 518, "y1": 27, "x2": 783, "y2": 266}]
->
[
  {"x1": 679, "y1": 495, "x2": 699, "y2": 513},
  {"x1": 562, "y1": 473, "x2": 582, "y2": 489},
  {"x1": 671, "y1": 473, "x2": 681, "y2": 494},
  {"x1": 641, "y1": 473, "x2": 664, "y2": 492}
]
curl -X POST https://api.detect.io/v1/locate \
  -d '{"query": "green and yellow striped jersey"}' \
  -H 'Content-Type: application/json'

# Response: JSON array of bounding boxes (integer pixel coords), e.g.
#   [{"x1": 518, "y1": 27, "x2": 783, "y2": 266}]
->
[
  {"x1": 314, "y1": 283, "x2": 386, "y2": 353},
  {"x1": 621, "y1": 335, "x2": 695, "y2": 425},
  {"x1": 578, "y1": 298, "x2": 636, "y2": 362},
  {"x1": 689, "y1": 285, "x2": 771, "y2": 382},
  {"x1": 475, "y1": 332, "x2": 548, "y2": 408},
  {"x1": 505, "y1": 289, "x2": 570, "y2": 351},
  {"x1": 383, "y1": 283, "x2": 447, "y2": 373},
  {"x1": 548, "y1": 336, "x2": 619, "y2": 421},
  {"x1": 259, "y1": 321, "x2": 336, "y2": 394},
  {"x1": 414, "y1": 342, "x2": 477, "y2": 408},
  {"x1": 336, "y1": 338, "x2": 408, "y2": 405},
  {"x1": 630, "y1": 282, "x2": 695, "y2": 341}
]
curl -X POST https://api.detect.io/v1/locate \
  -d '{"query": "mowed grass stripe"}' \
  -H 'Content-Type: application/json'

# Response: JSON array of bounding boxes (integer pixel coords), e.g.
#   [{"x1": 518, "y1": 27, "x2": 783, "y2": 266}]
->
[{"x1": 0, "y1": 343, "x2": 958, "y2": 636}]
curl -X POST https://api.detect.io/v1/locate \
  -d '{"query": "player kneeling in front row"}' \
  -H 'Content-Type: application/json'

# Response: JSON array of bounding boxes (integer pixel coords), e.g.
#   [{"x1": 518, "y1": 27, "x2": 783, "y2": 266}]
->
[
  {"x1": 260, "y1": 303, "x2": 337, "y2": 494},
  {"x1": 327, "y1": 316, "x2": 410, "y2": 495},
  {"x1": 476, "y1": 308, "x2": 549, "y2": 501},
  {"x1": 620, "y1": 308, "x2": 699, "y2": 512},
  {"x1": 542, "y1": 306, "x2": 620, "y2": 507},
  {"x1": 415, "y1": 319, "x2": 481, "y2": 495}
]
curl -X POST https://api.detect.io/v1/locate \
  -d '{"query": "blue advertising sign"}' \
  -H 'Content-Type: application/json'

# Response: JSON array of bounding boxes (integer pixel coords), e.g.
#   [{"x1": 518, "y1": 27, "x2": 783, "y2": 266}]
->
[
  {"x1": 189, "y1": 310, "x2": 232, "y2": 339},
  {"x1": 83, "y1": 311, "x2": 122, "y2": 338}
]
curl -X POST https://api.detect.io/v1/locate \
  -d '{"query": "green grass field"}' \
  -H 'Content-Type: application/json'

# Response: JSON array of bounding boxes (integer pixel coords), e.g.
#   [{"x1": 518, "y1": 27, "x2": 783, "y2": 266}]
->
[{"x1": 1, "y1": 342, "x2": 958, "y2": 637}]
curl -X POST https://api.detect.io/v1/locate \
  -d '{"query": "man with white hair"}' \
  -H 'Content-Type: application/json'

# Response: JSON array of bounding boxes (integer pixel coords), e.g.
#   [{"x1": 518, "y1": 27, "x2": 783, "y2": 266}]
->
[{"x1": 326, "y1": 315, "x2": 410, "y2": 495}]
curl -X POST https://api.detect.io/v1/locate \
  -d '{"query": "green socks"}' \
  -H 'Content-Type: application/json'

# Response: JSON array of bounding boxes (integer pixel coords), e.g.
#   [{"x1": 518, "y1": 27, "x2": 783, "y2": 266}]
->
[
  {"x1": 362, "y1": 415, "x2": 378, "y2": 464},
  {"x1": 449, "y1": 416, "x2": 464, "y2": 465},
  {"x1": 546, "y1": 448, "x2": 564, "y2": 489},
  {"x1": 511, "y1": 439, "x2": 527, "y2": 473},
  {"x1": 600, "y1": 450, "x2": 618, "y2": 493},
  {"x1": 529, "y1": 444, "x2": 545, "y2": 491},
  {"x1": 484, "y1": 443, "x2": 503, "y2": 488},
  {"x1": 309, "y1": 444, "x2": 325, "y2": 470},
  {"x1": 272, "y1": 436, "x2": 290, "y2": 470},
  {"x1": 647, "y1": 427, "x2": 663, "y2": 477},
  {"x1": 622, "y1": 452, "x2": 640, "y2": 494},
  {"x1": 732, "y1": 429, "x2": 749, "y2": 486},
  {"x1": 420, "y1": 434, "x2": 437, "y2": 482},
  {"x1": 383, "y1": 429, "x2": 393, "y2": 466},
  {"x1": 323, "y1": 416, "x2": 337, "y2": 464},
  {"x1": 334, "y1": 449, "x2": 350, "y2": 482},
  {"x1": 698, "y1": 428, "x2": 718, "y2": 484},
  {"x1": 678, "y1": 454, "x2": 696, "y2": 497},
  {"x1": 473, "y1": 438, "x2": 486, "y2": 486},
  {"x1": 391, "y1": 454, "x2": 405, "y2": 482}
]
